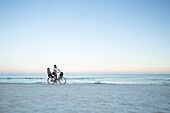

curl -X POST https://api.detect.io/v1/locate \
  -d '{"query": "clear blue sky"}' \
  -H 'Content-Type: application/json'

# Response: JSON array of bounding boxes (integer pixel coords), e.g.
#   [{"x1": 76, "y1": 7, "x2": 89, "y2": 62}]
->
[{"x1": 0, "y1": 0, "x2": 170, "y2": 73}]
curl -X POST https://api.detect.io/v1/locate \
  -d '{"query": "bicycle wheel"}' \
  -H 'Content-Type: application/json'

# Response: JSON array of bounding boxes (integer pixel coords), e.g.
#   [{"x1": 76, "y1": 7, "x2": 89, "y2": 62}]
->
[
  {"x1": 59, "y1": 77, "x2": 66, "y2": 85},
  {"x1": 47, "y1": 78, "x2": 55, "y2": 85}
]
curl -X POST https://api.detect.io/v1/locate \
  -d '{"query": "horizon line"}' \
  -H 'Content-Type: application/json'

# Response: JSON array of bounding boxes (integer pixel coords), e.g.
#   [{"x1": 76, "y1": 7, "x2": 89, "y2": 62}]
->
[{"x1": 0, "y1": 72, "x2": 170, "y2": 74}]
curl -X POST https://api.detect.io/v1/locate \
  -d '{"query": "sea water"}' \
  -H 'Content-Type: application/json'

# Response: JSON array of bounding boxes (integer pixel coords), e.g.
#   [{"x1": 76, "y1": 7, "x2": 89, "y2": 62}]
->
[{"x1": 0, "y1": 73, "x2": 169, "y2": 85}]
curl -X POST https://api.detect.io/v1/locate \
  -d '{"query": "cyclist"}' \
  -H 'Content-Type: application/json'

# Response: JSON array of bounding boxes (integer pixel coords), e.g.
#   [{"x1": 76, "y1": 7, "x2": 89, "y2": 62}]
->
[
  {"x1": 53, "y1": 65, "x2": 61, "y2": 81},
  {"x1": 47, "y1": 68, "x2": 53, "y2": 79}
]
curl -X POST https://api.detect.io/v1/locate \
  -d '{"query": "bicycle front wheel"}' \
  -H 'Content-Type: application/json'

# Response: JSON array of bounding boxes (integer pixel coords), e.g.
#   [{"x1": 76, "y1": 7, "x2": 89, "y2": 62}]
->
[
  {"x1": 47, "y1": 78, "x2": 54, "y2": 85},
  {"x1": 59, "y1": 77, "x2": 66, "y2": 85}
]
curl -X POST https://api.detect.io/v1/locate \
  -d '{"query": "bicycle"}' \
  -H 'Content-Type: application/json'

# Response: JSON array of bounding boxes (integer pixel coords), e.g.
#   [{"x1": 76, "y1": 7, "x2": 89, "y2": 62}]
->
[{"x1": 47, "y1": 72, "x2": 66, "y2": 85}]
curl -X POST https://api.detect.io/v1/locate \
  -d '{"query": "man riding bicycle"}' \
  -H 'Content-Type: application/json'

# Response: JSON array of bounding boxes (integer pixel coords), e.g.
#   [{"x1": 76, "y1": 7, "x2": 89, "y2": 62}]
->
[
  {"x1": 53, "y1": 65, "x2": 61, "y2": 81},
  {"x1": 47, "y1": 65, "x2": 66, "y2": 85}
]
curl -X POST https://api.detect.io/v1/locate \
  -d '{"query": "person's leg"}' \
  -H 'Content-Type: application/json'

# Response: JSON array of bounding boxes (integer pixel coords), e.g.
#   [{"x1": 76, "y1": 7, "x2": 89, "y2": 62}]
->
[
  {"x1": 49, "y1": 74, "x2": 53, "y2": 81},
  {"x1": 50, "y1": 76, "x2": 53, "y2": 79},
  {"x1": 52, "y1": 72, "x2": 57, "y2": 80},
  {"x1": 54, "y1": 73, "x2": 57, "y2": 81}
]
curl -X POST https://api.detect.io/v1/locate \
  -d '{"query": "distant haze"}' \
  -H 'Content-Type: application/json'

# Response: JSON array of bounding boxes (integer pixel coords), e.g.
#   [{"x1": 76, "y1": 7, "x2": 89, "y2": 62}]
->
[{"x1": 0, "y1": 0, "x2": 170, "y2": 74}]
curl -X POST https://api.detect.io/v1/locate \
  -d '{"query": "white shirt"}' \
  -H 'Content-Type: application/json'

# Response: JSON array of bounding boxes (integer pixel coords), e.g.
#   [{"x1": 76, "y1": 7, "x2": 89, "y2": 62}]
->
[{"x1": 53, "y1": 68, "x2": 59, "y2": 73}]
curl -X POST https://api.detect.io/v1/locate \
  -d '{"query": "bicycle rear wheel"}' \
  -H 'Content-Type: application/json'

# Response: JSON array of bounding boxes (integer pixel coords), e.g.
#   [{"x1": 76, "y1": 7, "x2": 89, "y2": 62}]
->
[
  {"x1": 47, "y1": 78, "x2": 55, "y2": 85},
  {"x1": 59, "y1": 77, "x2": 66, "y2": 85}
]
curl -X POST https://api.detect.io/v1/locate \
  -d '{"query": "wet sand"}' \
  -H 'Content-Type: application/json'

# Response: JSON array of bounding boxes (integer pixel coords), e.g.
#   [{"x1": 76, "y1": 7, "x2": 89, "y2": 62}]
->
[{"x1": 0, "y1": 83, "x2": 170, "y2": 113}]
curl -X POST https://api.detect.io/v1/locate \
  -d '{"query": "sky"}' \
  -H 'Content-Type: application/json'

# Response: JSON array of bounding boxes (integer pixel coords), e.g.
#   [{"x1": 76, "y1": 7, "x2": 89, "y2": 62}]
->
[{"x1": 0, "y1": 0, "x2": 170, "y2": 74}]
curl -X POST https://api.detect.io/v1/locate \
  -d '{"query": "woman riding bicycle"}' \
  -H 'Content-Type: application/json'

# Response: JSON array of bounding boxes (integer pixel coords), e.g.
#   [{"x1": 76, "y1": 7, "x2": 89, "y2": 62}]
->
[{"x1": 47, "y1": 68, "x2": 53, "y2": 79}]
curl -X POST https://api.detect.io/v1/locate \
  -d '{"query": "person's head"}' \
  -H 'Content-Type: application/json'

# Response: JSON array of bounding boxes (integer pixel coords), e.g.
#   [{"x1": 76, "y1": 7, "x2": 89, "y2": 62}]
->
[
  {"x1": 47, "y1": 68, "x2": 50, "y2": 71},
  {"x1": 54, "y1": 65, "x2": 57, "y2": 68}
]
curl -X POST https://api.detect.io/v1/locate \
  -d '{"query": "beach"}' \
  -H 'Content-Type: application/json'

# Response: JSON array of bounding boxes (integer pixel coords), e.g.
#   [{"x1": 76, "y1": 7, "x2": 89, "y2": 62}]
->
[{"x1": 0, "y1": 83, "x2": 169, "y2": 113}]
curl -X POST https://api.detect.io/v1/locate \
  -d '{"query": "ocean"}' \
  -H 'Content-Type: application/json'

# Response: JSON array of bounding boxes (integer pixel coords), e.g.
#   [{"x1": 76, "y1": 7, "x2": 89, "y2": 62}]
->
[{"x1": 0, "y1": 73, "x2": 170, "y2": 85}]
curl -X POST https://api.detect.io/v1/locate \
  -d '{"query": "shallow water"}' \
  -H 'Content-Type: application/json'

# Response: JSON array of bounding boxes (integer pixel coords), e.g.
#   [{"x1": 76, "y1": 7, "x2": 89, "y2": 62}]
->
[{"x1": 0, "y1": 73, "x2": 170, "y2": 85}]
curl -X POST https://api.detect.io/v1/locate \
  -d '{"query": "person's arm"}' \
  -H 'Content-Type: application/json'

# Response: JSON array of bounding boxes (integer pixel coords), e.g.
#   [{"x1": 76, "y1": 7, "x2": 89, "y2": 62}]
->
[
  {"x1": 53, "y1": 68, "x2": 57, "y2": 73},
  {"x1": 58, "y1": 68, "x2": 61, "y2": 73}
]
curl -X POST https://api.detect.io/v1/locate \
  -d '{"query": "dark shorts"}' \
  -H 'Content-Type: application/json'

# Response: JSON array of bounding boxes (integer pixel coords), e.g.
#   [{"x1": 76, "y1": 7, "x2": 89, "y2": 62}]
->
[
  {"x1": 53, "y1": 72, "x2": 57, "y2": 75},
  {"x1": 48, "y1": 74, "x2": 53, "y2": 78}
]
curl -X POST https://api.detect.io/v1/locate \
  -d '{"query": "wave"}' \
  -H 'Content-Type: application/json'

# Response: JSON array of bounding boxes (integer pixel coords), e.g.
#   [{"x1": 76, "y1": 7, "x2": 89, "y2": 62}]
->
[
  {"x1": 67, "y1": 77, "x2": 95, "y2": 80},
  {"x1": 0, "y1": 77, "x2": 96, "y2": 80},
  {"x1": 0, "y1": 81, "x2": 169, "y2": 85},
  {"x1": 0, "y1": 78, "x2": 44, "y2": 79},
  {"x1": 147, "y1": 78, "x2": 170, "y2": 82}
]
